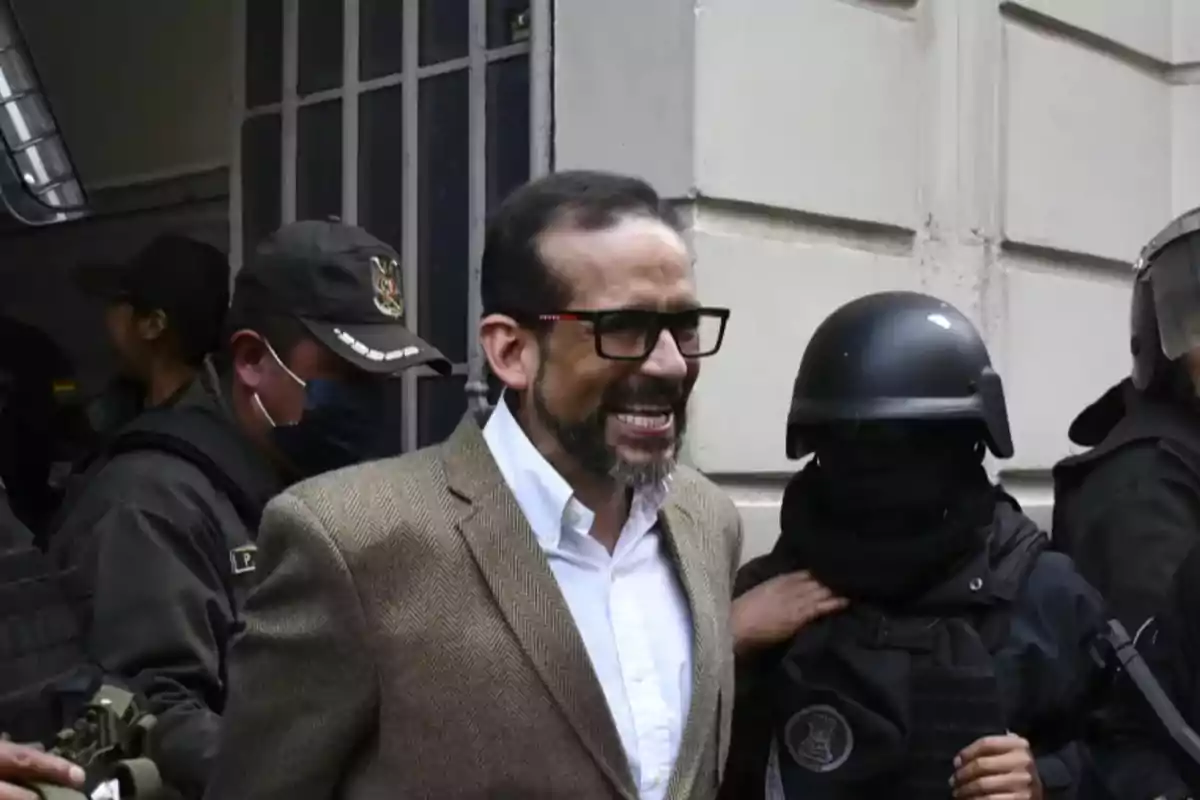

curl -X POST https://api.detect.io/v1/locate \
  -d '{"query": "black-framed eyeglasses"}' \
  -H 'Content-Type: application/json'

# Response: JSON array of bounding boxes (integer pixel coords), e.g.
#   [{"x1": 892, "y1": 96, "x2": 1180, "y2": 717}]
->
[{"x1": 535, "y1": 307, "x2": 731, "y2": 361}]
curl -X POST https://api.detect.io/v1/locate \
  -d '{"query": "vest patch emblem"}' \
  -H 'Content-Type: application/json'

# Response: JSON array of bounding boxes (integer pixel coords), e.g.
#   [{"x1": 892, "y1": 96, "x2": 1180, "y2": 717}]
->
[
  {"x1": 784, "y1": 704, "x2": 854, "y2": 773},
  {"x1": 229, "y1": 544, "x2": 258, "y2": 575}
]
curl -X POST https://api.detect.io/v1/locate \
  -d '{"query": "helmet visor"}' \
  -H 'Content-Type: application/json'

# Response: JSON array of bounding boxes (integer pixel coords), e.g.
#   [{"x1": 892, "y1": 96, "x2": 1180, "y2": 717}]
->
[{"x1": 1150, "y1": 233, "x2": 1200, "y2": 361}]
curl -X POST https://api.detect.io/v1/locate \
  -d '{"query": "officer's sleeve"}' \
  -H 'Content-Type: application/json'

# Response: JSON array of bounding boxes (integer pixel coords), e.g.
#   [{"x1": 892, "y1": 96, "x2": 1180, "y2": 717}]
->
[
  {"x1": 51, "y1": 456, "x2": 231, "y2": 800},
  {"x1": 1074, "y1": 448, "x2": 1200, "y2": 633},
  {"x1": 1089, "y1": 549, "x2": 1200, "y2": 799},
  {"x1": 1010, "y1": 553, "x2": 1120, "y2": 799},
  {"x1": 205, "y1": 492, "x2": 376, "y2": 800}
]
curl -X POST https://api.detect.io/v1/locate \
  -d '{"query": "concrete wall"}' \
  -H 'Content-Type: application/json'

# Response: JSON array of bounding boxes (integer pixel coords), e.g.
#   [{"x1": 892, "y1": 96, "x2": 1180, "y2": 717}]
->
[
  {"x1": 556, "y1": 0, "x2": 1200, "y2": 559},
  {"x1": 13, "y1": 0, "x2": 234, "y2": 188}
]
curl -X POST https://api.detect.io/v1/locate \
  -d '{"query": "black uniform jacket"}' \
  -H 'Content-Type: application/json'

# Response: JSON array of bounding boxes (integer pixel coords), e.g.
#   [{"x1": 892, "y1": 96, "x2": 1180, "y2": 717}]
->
[{"x1": 47, "y1": 372, "x2": 281, "y2": 799}]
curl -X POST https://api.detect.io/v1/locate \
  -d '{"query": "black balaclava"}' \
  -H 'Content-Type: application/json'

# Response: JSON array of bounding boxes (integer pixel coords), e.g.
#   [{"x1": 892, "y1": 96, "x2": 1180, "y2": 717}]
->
[{"x1": 778, "y1": 421, "x2": 995, "y2": 602}]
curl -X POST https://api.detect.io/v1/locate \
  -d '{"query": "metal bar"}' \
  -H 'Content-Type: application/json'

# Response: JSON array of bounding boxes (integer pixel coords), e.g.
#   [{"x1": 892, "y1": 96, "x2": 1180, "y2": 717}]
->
[
  {"x1": 281, "y1": 0, "x2": 299, "y2": 224},
  {"x1": 243, "y1": 103, "x2": 284, "y2": 118},
  {"x1": 0, "y1": 88, "x2": 36, "y2": 104},
  {"x1": 7, "y1": 130, "x2": 56, "y2": 154},
  {"x1": 414, "y1": 55, "x2": 472, "y2": 79},
  {"x1": 408, "y1": 361, "x2": 470, "y2": 378},
  {"x1": 30, "y1": 177, "x2": 71, "y2": 197},
  {"x1": 342, "y1": 0, "x2": 360, "y2": 223},
  {"x1": 356, "y1": 56, "x2": 490, "y2": 95},
  {"x1": 529, "y1": 0, "x2": 553, "y2": 176},
  {"x1": 295, "y1": 86, "x2": 347, "y2": 108},
  {"x1": 358, "y1": 71, "x2": 405, "y2": 94},
  {"x1": 401, "y1": 0, "x2": 420, "y2": 452},
  {"x1": 465, "y1": 0, "x2": 487, "y2": 409},
  {"x1": 229, "y1": 0, "x2": 247, "y2": 271},
  {"x1": 484, "y1": 42, "x2": 531, "y2": 62}
]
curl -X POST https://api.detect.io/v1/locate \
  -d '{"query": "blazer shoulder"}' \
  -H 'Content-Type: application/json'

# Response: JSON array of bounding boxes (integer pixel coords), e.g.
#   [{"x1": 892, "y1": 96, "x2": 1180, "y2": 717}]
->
[
  {"x1": 671, "y1": 465, "x2": 738, "y2": 521},
  {"x1": 290, "y1": 445, "x2": 444, "y2": 498},
  {"x1": 273, "y1": 445, "x2": 449, "y2": 547},
  {"x1": 670, "y1": 466, "x2": 742, "y2": 564}
]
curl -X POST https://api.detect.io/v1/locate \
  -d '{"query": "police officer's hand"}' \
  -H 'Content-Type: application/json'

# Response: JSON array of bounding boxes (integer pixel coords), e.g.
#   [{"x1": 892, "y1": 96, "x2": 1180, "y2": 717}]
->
[
  {"x1": 732, "y1": 570, "x2": 848, "y2": 657},
  {"x1": 950, "y1": 734, "x2": 1042, "y2": 800},
  {"x1": 0, "y1": 741, "x2": 85, "y2": 800}
]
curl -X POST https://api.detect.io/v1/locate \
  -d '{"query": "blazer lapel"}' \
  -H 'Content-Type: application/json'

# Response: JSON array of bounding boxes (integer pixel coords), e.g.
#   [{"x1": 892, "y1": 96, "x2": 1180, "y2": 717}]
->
[
  {"x1": 659, "y1": 499, "x2": 722, "y2": 799},
  {"x1": 440, "y1": 416, "x2": 638, "y2": 799}
]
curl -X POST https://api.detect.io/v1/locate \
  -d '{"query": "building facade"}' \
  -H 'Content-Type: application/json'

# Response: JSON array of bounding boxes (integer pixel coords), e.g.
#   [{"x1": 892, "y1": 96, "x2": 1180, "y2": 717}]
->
[
  {"x1": 554, "y1": 0, "x2": 1200, "y2": 556},
  {"x1": 4, "y1": 0, "x2": 1198, "y2": 559}
]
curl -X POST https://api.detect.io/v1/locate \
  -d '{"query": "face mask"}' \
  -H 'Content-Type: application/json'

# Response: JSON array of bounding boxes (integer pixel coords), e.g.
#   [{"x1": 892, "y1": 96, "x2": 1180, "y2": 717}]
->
[
  {"x1": 254, "y1": 345, "x2": 390, "y2": 479},
  {"x1": 814, "y1": 427, "x2": 982, "y2": 520}
]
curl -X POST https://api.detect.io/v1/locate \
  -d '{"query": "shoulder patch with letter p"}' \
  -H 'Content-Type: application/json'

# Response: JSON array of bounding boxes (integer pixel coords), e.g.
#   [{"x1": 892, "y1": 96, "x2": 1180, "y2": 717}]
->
[{"x1": 229, "y1": 544, "x2": 258, "y2": 575}]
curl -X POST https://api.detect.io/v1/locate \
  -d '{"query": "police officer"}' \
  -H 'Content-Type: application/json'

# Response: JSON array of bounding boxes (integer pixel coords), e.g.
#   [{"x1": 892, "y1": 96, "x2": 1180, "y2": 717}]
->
[
  {"x1": 722, "y1": 292, "x2": 1110, "y2": 800},
  {"x1": 46, "y1": 221, "x2": 450, "y2": 799},
  {"x1": 1054, "y1": 206, "x2": 1200, "y2": 635},
  {"x1": 73, "y1": 235, "x2": 231, "y2": 444},
  {"x1": 1086, "y1": 537, "x2": 1200, "y2": 798}
]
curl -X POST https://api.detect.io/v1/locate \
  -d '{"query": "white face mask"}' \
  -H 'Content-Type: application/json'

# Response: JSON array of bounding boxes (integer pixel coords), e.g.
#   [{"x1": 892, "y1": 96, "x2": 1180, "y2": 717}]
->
[
  {"x1": 249, "y1": 340, "x2": 392, "y2": 479},
  {"x1": 252, "y1": 340, "x2": 306, "y2": 428}
]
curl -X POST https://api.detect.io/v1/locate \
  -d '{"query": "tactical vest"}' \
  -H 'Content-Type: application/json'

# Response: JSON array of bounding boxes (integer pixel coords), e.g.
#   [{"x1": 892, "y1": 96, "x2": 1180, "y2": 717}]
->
[
  {"x1": 1052, "y1": 397, "x2": 1200, "y2": 557},
  {"x1": 0, "y1": 544, "x2": 91, "y2": 743},
  {"x1": 765, "y1": 515, "x2": 1048, "y2": 800},
  {"x1": 2, "y1": 407, "x2": 274, "y2": 745}
]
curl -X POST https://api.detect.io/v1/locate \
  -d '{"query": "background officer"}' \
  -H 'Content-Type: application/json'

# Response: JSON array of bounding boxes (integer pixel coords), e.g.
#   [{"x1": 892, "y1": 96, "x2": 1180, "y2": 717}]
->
[
  {"x1": 723, "y1": 291, "x2": 1110, "y2": 800},
  {"x1": 47, "y1": 221, "x2": 449, "y2": 799},
  {"x1": 1054, "y1": 206, "x2": 1200, "y2": 635},
  {"x1": 72, "y1": 235, "x2": 231, "y2": 444}
]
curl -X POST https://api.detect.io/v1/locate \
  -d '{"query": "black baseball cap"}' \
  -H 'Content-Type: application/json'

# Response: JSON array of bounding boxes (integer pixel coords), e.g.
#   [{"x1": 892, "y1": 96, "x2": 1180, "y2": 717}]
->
[
  {"x1": 230, "y1": 220, "x2": 451, "y2": 376},
  {"x1": 73, "y1": 235, "x2": 231, "y2": 354}
]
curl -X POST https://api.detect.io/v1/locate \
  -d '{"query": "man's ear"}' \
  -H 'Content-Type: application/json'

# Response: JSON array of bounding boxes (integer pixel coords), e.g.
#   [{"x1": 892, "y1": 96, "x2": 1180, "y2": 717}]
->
[
  {"x1": 229, "y1": 329, "x2": 271, "y2": 391},
  {"x1": 479, "y1": 314, "x2": 537, "y2": 393},
  {"x1": 136, "y1": 309, "x2": 168, "y2": 341}
]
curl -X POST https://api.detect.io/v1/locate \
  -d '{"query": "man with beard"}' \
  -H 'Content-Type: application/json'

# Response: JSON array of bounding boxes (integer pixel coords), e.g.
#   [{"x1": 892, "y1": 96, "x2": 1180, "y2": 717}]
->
[
  {"x1": 720, "y1": 292, "x2": 1110, "y2": 800},
  {"x1": 205, "y1": 170, "x2": 742, "y2": 800}
]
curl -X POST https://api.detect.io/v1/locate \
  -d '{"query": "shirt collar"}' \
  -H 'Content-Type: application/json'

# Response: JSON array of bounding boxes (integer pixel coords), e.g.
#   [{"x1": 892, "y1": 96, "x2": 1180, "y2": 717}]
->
[{"x1": 481, "y1": 395, "x2": 671, "y2": 550}]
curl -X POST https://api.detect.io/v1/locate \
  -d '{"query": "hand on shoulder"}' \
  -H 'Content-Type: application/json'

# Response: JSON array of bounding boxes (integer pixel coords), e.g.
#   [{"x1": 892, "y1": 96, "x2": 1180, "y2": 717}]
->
[{"x1": 731, "y1": 570, "x2": 848, "y2": 657}]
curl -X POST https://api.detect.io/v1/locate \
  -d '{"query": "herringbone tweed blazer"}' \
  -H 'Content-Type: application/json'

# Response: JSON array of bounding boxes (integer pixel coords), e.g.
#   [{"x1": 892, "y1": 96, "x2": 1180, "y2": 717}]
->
[{"x1": 205, "y1": 414, "x2": 743, "y2": 800}]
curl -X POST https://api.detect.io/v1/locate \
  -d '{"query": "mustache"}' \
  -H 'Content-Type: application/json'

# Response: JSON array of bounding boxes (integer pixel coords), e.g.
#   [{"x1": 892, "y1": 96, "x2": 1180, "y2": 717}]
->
[{"x1": 601, "y1": 377, "x2": 688, "y2": 411}]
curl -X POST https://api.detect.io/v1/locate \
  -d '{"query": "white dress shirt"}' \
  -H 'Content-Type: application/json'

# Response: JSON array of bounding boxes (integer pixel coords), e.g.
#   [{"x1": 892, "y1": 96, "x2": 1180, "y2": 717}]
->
[{"x1": 483, "y1": 399, "x2": 694, "y2": 799}]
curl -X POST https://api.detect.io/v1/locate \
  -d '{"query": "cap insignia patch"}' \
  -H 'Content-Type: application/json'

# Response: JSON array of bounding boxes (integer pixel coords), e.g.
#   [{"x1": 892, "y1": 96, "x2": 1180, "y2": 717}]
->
[{"x1": 372, "y1": 256, "x2": 405, "y2": 319}]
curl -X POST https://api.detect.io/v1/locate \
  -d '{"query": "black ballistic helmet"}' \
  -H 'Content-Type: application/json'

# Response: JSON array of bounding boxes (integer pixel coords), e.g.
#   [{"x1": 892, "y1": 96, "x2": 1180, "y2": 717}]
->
[
  {"x1": 1130, "y1": 206, "x2": 1200, "y2": 391},
  {"x1": 786, "y1": 291, "x2": 1014, "y2": 460}
]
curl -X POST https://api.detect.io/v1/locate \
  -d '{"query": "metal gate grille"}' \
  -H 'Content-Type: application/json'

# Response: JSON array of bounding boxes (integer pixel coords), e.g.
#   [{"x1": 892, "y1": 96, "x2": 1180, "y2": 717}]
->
[{"x1": 231, "y1": 0, "x2": 550, "y2": 451}]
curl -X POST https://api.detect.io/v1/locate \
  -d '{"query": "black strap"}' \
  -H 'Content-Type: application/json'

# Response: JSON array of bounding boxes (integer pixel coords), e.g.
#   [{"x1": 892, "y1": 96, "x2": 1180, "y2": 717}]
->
[
  {"x1": 95, "y1": 408, "x2": 276, "y2": 623},
  {"x1": 103, "y1": 408, "x2": 269, "y2": 531}
]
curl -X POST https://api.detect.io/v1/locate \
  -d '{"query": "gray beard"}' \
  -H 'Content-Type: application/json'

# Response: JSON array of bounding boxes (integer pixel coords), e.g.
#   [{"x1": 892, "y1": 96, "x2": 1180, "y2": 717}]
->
[{"x1": 529, "y1": 372, "x2": 680, "y2": 491}]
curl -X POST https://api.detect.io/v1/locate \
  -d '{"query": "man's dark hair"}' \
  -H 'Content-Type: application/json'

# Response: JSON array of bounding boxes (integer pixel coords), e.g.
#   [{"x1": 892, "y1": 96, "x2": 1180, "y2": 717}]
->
[
  {"x1": 125, "y1": 236, "x2": 231, "y2": 367},
  {"x1": 222, "y1": 307, "x2": 309, "y2": 362},
  {"x1": 480, "y1": 170, "x2": 683, "y2": 317},
  {"x1": 217, "y1": 300, "x2": 310, "y2": 372},
  {"x1": 128, "y1": 296, "x2": 225, "y2": 369}
]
